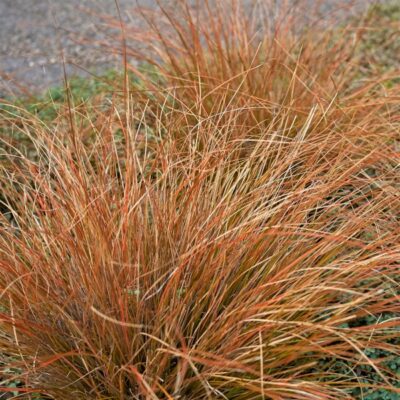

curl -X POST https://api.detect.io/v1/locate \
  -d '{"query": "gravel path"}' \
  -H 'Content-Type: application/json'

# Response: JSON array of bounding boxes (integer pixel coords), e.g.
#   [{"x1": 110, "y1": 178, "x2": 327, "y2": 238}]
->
[
  {"x1": 0, "y1": 0, "x2": 157, "y2": 96},
  {"x1": 0, "y1": 0, "x2": 371, "y2": 96}
]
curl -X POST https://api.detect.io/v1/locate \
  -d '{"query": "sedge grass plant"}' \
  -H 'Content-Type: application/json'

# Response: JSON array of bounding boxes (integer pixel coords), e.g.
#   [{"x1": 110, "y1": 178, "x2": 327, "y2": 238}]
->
[{"x1": 1, "y1": 1, "x2": 399, "y2": 398}]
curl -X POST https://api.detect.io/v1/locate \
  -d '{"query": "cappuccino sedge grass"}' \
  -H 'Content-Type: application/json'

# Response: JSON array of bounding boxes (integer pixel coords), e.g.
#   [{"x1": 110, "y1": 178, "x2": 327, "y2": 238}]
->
[{"x1": 1, "y1": 1, "x2": 399, "y2": 398}]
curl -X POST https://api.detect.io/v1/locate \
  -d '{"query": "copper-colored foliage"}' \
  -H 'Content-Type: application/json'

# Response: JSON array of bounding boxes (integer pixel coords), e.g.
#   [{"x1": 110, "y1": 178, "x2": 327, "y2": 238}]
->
[{"x1": 0, "y1": 1, "x2": 399, "y2": 399}]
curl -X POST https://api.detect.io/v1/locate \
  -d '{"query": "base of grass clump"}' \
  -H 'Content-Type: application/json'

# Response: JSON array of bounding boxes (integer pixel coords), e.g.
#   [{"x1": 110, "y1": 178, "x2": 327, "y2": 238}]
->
[{"x1": 1, "y1": 1, "x2": 400, "y2": 399}]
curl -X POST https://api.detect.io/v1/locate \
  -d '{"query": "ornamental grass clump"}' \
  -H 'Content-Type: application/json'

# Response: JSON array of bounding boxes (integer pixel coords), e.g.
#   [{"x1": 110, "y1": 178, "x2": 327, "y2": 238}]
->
[{"x1": 0, "y1": 1, "x2": 399, "y2": 399}]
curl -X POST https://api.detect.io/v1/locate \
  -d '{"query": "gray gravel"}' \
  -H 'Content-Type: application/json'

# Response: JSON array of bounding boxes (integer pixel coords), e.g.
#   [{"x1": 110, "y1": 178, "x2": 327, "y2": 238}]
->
[
  {"x1": 0, "y1": 0, "x2": 157, "y2": 96},
  {"x1": 0, "y1": 0, "x2": 371, "y2": 96}
]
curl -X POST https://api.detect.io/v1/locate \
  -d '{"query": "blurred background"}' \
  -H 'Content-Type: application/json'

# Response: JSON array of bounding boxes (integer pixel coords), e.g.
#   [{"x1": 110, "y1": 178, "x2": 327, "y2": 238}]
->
[{"x1": 0, "y1": 0, "x2": 379, "y2": 96}]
